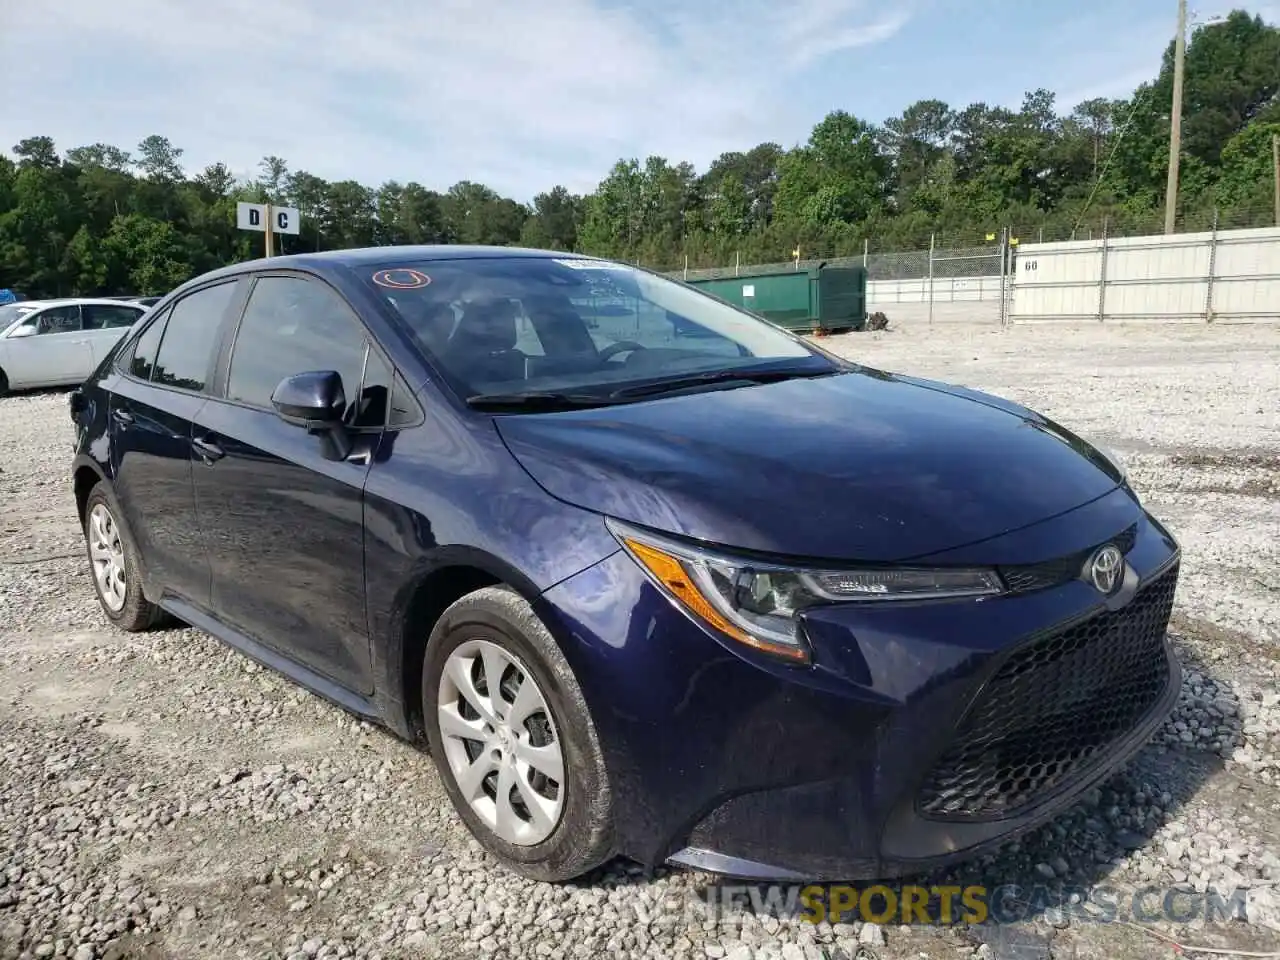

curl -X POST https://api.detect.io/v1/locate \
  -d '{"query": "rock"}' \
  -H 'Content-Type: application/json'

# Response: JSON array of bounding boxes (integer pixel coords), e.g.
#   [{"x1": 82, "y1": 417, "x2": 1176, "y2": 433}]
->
[
  {"x1": 858, "y1": 923, "x2": 885, "y2": 946},
  {"x1": 402, "y1": 931, "x2": 430, "y2": 950}
]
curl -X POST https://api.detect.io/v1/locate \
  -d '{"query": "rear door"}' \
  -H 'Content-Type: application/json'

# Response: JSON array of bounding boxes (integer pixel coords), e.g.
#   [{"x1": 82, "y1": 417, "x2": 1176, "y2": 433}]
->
[
  {"x1": 191, "y1": 272, "x2": 390, "y2": 694},
  {"x1": 109, "y1": 280, "x2": 244, "y2": 607},
  {"x1": 1, "y1": 305, "x2": 94, "y2": 386},
  {"x1": 82, "y1": 302, "x2": 147, "y2": 368}
]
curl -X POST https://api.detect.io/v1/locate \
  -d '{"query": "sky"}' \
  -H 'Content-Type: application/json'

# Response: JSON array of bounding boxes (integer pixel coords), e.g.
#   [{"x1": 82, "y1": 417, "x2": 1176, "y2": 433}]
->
[{"x1": 2, "y1": 0, "x2": 1277, "y2": 202}]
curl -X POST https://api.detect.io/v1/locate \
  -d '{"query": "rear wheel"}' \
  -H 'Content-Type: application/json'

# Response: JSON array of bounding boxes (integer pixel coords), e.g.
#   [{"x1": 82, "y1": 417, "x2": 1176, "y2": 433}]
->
[
  {"x1": 82, "y1": 482, "x2": 166, "y2": 631},
  {"x1": 423, "y1": 586, "x2": 613, "y2": 881}
]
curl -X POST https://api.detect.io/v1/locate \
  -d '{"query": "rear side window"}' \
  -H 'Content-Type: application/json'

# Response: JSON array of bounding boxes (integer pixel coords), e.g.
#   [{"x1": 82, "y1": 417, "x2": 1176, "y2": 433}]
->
[
  {"x1": 152, "y1": 282, "x2": 237, "y2": 392},
  {"x1": 83, "y1": 304, "x2": 144, "y2": 330},
  {"x1": 127, "y1": 309, "x2": 169, "y2": 380},
  {"x1": 227, "y1": 276, "x2": 371, "y2": 423}
]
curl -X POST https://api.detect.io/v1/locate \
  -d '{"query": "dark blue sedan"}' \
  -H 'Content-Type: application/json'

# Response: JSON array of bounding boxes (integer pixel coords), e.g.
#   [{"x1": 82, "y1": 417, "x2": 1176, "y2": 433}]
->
[{"x1": 68, "y1": 246, "x2": 1182, "y2": 882}]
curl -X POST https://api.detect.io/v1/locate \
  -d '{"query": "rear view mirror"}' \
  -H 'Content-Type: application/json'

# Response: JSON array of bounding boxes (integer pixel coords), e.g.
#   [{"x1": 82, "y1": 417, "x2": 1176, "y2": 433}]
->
[
  {"x1": 7, "y1": 324, "x2": 36, "y2": 339},
  {"x1": 271, "y1": 370, "x2": 346, "y2": 426}
]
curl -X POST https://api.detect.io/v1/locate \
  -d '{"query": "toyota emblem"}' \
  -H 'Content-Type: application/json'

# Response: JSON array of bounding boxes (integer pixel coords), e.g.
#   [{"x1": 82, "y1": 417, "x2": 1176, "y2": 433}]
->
[{"x1": 1087, "y1": 544, "x2": 1124, "y2": 594}]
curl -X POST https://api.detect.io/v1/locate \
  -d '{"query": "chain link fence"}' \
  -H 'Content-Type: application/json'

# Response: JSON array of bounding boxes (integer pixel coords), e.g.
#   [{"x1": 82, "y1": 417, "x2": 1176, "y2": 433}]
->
[{"x1": 671, "y1": 241, "x2": 1011, "y2": 325}]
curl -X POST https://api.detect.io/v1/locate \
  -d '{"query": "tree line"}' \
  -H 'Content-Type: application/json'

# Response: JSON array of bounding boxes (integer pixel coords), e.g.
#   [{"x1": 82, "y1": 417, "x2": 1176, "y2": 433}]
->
[{"x1": 1, "y1": 9, "x2": 1277, "y2": 298}]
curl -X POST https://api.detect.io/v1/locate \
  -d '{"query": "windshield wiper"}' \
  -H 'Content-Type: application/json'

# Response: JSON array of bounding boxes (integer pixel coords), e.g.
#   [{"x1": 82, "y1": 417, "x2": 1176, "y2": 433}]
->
[
  {"x1": 465, "y1": 390, "x2": 616, "y2": 411},
  {"x1": 608, "y1": 366, "x2": 833, "y2": 400}
]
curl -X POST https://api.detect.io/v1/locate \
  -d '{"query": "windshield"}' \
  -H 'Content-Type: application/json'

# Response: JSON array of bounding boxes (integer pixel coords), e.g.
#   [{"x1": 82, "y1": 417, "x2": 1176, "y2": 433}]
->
[{"x1": 363, "y1": 256, "x2": 832, "y2": 402}]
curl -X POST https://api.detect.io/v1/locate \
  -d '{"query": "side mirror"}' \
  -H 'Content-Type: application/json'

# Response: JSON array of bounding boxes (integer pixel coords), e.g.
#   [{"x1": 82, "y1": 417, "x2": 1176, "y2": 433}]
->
[
  {"x1": 271, "y1": 371, "x2": 353, "y2": 461},
  {"x1": 271, "y1": 370, "x2": 346, "y2": 426},
  {"x1": 7, "y1": 324, "x2": 36, "y2": 339}
]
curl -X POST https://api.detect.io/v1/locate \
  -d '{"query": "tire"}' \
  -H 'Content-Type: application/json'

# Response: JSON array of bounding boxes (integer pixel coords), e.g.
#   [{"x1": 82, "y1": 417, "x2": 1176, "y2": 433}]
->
[
  {"x1": 82, "y1": 482, "x2": 167, "y2": 631},
  {"x1": 0, "y1": 368, "x2": 8, "y2": 397},
  {"x1": 423, "y1": 585, "x2": 614, "y2": 882}
]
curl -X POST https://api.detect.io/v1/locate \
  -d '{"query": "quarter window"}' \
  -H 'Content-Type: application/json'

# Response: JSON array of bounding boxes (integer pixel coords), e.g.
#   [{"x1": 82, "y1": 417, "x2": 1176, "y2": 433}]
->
[
  {"x1": 227, "y1": 276, "x2": 373, "y2": 425},
  {"x1": 152, "y1": 282, "x2": 237, "y2": 392},
  {"x1": 126, "y1": 309, "x2": 169, "y2": 380}
]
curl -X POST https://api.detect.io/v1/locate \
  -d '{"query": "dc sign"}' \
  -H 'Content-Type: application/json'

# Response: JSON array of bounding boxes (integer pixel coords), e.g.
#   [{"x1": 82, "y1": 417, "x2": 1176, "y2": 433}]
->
[{"x1": 236, "y1": 201, "x2": 301, "y2": 257}]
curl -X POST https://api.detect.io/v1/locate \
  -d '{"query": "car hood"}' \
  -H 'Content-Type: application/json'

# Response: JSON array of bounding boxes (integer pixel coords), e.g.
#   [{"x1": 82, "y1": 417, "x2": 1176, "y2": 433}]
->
[{"x1": 494, "y1": 368, "x2": 1125, "y2": 563}]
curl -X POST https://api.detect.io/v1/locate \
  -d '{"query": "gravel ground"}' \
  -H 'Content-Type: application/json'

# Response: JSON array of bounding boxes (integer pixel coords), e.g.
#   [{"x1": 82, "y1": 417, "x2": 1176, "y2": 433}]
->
[{"x1": 1, "y1": 317, "x2": 1278, "y2": 960}]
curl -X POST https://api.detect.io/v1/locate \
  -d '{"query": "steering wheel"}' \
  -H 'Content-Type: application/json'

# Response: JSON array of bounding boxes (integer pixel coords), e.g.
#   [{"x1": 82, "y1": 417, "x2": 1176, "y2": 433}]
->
[{"x1": 598, "y1": 341, "x2": 647, "y2": 362}]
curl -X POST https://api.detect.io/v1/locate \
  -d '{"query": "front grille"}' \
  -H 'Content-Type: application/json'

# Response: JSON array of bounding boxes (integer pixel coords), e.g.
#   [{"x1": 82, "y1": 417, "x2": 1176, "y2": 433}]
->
[
  {"x1": 999, "y1": 524, "x2": 1138, "y2": 595},
  {"x1": 917, "y1": 562, "x2": 1178, "y2": 821}
]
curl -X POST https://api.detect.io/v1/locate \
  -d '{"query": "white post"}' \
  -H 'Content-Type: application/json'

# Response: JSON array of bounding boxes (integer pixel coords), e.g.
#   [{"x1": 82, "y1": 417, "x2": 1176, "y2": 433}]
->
[
  {"x1": 927, "y1": 233, "x2": 936, "y2": 326},
  {"x1": 998, "y1": 228, "x2": 1008, "y2": 327},
  {"x1": 1098, "y1": 217, "x2": 1109, "y2": 322},
  {"x1": 1205, "y1": 207, "x2": 1219, "y2": 322}
]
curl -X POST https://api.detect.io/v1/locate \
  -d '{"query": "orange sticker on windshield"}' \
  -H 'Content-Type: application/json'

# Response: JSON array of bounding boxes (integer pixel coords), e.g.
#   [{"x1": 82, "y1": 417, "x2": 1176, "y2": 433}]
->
[{"x1": 372, "y1": 268, "x2": 431, "y2": 289}]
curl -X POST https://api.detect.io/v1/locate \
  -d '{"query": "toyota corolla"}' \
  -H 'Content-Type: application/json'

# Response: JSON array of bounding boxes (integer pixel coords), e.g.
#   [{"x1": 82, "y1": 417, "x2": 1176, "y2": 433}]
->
[{"x1": 68, "y1": 246, "x2": 1181, "y2": 882}]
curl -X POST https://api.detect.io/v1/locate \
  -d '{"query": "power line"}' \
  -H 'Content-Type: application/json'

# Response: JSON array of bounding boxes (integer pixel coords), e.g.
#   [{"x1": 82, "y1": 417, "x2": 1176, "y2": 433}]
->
[{"x1": 1071, "y1": 88, "x2": 1153, "y2": 238}]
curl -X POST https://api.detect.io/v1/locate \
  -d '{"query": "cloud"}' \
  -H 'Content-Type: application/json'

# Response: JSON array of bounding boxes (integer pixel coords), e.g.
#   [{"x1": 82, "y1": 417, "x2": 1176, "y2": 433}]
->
[{"x1": 0, "y1": 0, "x2": 909, "y2": 200}]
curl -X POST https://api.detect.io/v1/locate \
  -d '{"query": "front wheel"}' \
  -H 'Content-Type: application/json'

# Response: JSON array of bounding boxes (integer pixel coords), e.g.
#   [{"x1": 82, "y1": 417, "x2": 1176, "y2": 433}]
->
[{"x1": 423, "y1": 586, "x2": 614, "y2": 881}]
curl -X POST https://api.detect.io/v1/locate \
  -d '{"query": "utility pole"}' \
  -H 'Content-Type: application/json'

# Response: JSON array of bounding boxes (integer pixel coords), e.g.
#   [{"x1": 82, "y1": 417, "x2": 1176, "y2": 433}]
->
[{"x1": 1164, "y1": 0, "x2": 1187, "y2": 235}]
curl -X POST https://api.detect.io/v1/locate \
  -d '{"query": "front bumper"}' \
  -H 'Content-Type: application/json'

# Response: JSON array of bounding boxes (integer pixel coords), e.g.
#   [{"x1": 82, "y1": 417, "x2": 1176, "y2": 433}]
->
[{"x1": 537, "y1": 488, "x2": 1182, "y2": 881}]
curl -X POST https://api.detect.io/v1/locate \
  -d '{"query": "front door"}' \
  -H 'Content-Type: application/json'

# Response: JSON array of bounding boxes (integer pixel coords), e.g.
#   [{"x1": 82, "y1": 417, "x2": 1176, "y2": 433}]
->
[
  {"x1": 191, "y1": 273, "x2": 390, "y2": 694},
  {"x1": 3, "y1": 305, "x2": 94, "y2": 386}
]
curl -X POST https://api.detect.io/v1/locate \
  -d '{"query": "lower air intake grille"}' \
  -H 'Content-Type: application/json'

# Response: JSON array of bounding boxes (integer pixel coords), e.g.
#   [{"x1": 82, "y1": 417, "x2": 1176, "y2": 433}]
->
[{"x1": 917, "y1": 562, "x2": 1178, "y2": 821}]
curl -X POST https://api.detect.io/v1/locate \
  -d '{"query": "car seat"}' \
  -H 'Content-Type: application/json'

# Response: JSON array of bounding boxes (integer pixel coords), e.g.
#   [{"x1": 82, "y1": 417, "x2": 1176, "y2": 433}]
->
[{"x1": 445, "y1": 298, "x2": 527, "y2": 385}]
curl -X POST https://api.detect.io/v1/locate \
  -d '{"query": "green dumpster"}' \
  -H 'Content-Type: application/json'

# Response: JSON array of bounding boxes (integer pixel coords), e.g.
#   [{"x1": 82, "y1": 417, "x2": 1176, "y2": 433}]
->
[{"x1": 685, "y1": 263, "x2": 867, "y2": 334}]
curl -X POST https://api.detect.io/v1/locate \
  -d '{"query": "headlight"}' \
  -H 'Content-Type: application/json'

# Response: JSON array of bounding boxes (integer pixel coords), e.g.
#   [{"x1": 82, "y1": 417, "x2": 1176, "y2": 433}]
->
[{"x1": 609, "y1": 520, "x2": 1003, "y2": 663}]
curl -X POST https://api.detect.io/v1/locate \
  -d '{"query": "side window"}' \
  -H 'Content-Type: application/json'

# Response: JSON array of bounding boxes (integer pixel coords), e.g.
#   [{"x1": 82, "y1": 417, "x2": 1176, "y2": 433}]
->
[
  {"x1": 152, "y1": 282, "x2": 237, "y2": 392},
  {"x1": 227, "y1": 276, "x2": 372, "y2": 425},
  {"x1": 84, "y1": 304, "x2": 145, "y2": 330},
  {"x1": 127, "y1": 309, "x2": 170, "y2": 381},
  {"x1": 30, "y1": 306, "x2": 82, "y2": 335}
]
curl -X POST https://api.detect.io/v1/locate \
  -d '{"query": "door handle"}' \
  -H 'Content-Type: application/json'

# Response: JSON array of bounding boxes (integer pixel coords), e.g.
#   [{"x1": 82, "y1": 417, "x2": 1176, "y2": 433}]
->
[
  {"x1": 192, "y1": 437, "x2": 225, "y2": 463},
  {"x1": 111, "y1": 409, "x2": 134, "y2": 425}
]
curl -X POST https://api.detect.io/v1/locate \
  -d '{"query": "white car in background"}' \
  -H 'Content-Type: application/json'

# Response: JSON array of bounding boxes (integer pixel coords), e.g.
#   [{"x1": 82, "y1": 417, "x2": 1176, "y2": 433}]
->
[{"x1": 0, "y1": 298, "x2": 149, "y2": 395}]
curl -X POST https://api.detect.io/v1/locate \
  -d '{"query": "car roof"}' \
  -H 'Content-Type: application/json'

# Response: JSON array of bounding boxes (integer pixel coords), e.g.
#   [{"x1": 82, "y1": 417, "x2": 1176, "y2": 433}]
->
[
  {"x1": 185, "y1": 245, "x2": 610, "y2": 288},
  {"x1": 278, "y1": 245, "x2": 594, "y2": 268}
]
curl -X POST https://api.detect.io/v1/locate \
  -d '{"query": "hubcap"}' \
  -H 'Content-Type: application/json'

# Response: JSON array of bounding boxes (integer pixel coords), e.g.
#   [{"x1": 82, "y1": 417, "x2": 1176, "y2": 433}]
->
[
  {"x1": 437, "y1": 639, "x2": 565, "y2": 846},
  {"x1": 87, "y1": 503, "x2": 127, "y2": 613}
]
